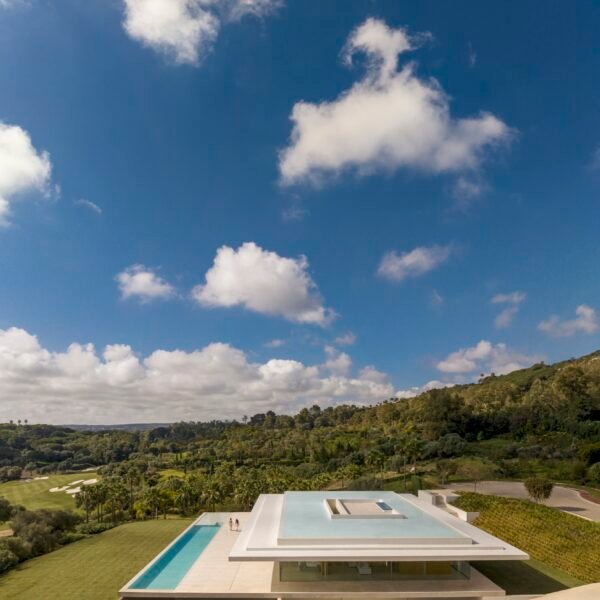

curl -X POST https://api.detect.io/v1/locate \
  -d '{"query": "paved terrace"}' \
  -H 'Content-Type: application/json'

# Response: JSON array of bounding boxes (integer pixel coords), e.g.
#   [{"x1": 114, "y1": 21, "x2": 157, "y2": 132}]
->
[
  {"x1": 121, "y1": 511, "x2": 505, "y2": 598},
  {"x1": 176, "y1": 513, "x2": 274, "y2": 595}
]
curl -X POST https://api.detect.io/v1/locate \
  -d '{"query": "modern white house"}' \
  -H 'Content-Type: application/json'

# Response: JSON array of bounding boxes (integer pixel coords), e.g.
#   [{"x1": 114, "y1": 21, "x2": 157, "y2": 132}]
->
[{"x1": 119, "y1": 490, "x2": 529, "y2": 599}]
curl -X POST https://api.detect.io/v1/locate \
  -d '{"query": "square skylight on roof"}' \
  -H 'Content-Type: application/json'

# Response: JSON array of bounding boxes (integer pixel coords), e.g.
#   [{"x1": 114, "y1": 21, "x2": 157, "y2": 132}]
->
[{"x1": 325, "y1": 498, "x2": 406, "y2": 519}]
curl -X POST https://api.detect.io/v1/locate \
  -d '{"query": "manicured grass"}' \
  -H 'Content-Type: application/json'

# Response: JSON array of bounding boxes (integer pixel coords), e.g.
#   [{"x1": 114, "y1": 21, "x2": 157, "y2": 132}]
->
[
  {"x1": 454, "y1": 492, "x2": 600, "y2": 583},
  {"x1": 0, "y1": 518, "x2": 192, "y2": 599},
  {"x1": 0, "y1": 472, "x2": 98, "y2": 512}
]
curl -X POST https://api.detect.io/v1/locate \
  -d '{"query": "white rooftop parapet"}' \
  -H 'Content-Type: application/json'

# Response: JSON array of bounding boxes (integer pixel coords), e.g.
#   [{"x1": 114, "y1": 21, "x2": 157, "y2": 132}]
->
[{"x1": 419, "y1": 490, "x2": 479, "y2": 523}]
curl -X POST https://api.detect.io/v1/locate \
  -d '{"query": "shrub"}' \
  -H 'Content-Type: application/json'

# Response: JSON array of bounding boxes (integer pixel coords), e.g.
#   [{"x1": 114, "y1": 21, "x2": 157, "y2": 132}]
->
[
  {"x1": 588, "y1": 462, "x2": 600, "y2": 484},
  {"x1": 0, "y1": 466, "x2": 22, "y2": 483},
  {"x1": 10, "y1": 508, "x2": 81, "y2": 556},
  {"x1": 0, "y1": 544, "x2": 19, "y2": 574},
  {"x1": 524, "y1": 477, "x2": 554, "y2": 502},
  {"x1": 0, "y1": 496, "x2": 12, "y2": 523},
  {"x1": 4, "y1": 536, "x2": 32, "y2": 561},
  {"x1": 78, "y1": 521, "x2": 116, "y2": 535}
]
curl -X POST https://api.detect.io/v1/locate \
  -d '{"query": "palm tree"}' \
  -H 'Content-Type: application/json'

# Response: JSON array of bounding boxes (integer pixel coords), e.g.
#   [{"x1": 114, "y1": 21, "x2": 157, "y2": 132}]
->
[
  {"x1": 174, "y1": 482, "x2": 194, "y2": 516},
  {"x1": 202, "y1": 477, "x2": 223, "y2": 512},
  {"x1": 366, "y1": 449, "x2": 386, "y2": 481},
  {"x1": 143, "y1": 487, "x2": 162, "y2": 520},
  {"x1": 76, "y1": 486, "x2": 95, "y2": 523},
  {"x1": 125, "y1": 467, "x2": 141, "y2": 519},
  {"x1": 92, "y1": 481, "x2": 109, "y2": 523}
]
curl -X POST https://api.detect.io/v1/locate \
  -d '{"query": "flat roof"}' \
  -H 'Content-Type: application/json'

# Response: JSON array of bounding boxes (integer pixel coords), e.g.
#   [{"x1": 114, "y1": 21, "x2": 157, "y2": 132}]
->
[
  {"x1": 229, "y1": 492, "x2": 529, "y2": 563},
  {"x1": 279, "y1": 492, "x2": 469, "y2": 545}
]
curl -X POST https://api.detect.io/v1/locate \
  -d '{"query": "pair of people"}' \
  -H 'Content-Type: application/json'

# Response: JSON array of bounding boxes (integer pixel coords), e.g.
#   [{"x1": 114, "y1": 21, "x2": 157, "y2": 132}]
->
[{"x1": 228, "y1": 517, "x2": 240, "y2": 531}]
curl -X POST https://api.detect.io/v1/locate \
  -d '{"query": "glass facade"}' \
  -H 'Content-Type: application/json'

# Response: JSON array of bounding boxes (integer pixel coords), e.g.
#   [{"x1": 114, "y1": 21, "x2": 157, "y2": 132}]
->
[{"x1": 278, "y1": 561, "x2": 471, "y2": 582}]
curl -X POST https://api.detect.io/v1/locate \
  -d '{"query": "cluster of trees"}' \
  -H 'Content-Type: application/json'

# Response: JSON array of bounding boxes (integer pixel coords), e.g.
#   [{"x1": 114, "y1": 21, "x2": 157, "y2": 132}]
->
[
  {"x1": 0, "y1": 498, "x2": 82, "y2": 574},
  {"x1": 0, "y1": 466, "x2": 22, "y2": 483}
]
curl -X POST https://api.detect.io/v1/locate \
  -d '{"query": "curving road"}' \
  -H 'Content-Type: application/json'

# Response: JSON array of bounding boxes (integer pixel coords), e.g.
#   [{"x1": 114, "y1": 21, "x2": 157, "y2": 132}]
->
[{"x1": 448, "y1": 480, "x2": 600, "y2": 522}]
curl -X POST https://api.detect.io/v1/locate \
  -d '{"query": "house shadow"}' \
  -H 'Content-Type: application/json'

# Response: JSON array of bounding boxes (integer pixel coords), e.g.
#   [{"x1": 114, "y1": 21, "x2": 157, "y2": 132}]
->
[{"x1": 472, "y1": 561, "x2": 571, "y2": 595}]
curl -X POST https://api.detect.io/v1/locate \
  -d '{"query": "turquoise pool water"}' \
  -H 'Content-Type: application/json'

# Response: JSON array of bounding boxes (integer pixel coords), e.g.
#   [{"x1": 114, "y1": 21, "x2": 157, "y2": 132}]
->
[{"x1": 131, "y1": 524, "x2": 220, "y2": 590}]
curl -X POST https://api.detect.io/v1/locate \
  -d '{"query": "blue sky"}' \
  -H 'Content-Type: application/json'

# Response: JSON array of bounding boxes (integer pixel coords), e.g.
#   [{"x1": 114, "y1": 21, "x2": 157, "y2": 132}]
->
[{"x1": 0, "y1": 0, "x2": 599, "y2": 424}]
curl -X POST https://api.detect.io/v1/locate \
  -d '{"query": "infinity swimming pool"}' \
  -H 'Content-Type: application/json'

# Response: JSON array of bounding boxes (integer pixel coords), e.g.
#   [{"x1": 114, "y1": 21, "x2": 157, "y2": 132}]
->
[{"x1": 131, "y1": 524, "x2": 220, "y2": 590}]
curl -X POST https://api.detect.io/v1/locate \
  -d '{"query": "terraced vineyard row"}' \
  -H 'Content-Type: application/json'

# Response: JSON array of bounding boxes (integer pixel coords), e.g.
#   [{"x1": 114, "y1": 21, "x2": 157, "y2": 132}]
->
[{"x1": 453, "y1": 492, "x2": 600, "y2": 583}]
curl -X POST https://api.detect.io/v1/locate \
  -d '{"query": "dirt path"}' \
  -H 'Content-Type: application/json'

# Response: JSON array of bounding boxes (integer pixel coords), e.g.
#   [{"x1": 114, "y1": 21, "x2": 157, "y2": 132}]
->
[{"x1": 448, "y1": 481, "x2": 600, "y2": 521}]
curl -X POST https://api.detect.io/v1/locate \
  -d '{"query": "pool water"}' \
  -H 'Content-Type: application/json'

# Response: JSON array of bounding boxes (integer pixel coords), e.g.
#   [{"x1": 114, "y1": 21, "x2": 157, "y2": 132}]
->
[{"x1": 131, "y1": 524, "x2": 220, "y2": 590}]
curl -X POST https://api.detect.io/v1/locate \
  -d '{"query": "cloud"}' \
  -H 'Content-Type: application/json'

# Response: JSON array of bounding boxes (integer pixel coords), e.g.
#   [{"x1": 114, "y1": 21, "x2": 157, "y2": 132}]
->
[
  {"x1": 377, "y1": 244, "x2": 452, "y2": 283},
  {"x1": 395, "y1": 379, "x2": 456, "y2": 399},
  {"x1": 122, "y1": 0, "x2": 280, "y2": 66},
  {"x1": 223, "y1": 0, "x2": 282, "y2": 22},
  {"x1": 75, "y1": 198, "x2": 102, "y2": 215},
  {"x1": 358, "y1": 365, "x2": 390, "y2": 385},
  {"x1": 452, "y1": 176, "x2": 484, "y2": 209},
  {"x1": 436, "y1": 340, "x2": 541, "y2": 375},
  {"x1": 323, "y1": 345, "x2": 352, "y2": 376},
  {"x1": 430, "y1": 290, "x2": 445, "y2": 307},
  {"x1": 491, "y1": 291, "x2": 526, "y2": 329},
  {"x1": 538, "y1": 304, "x2": 598, "y2": 338},
  {"x1": 0, "y1": 326, "x2": 393, "y2": 424},
  {"x1": 192, "y1": 242, "x2": 335, "y2": 325},
  {"x1": 279, "y1": 18, "x2": 512, "y2": 186},
  {"x1": 264, "y1": 338, "x2": 285, "y2": 348},
  {"x1": 116, "y1": 265, "x2": 176, "y2": 302},
  {"x1": 0, "y1": 122, "x2": 52, "y2": 227},
  {"x1": 335, "y1": 332, "x2": 356, "y2": 346}
]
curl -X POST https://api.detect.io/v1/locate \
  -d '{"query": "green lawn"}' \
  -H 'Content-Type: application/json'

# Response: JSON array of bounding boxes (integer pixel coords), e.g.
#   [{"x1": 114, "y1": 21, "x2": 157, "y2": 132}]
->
[
  {"x1": 454, "y1": 492, "x2": 600, "y2": 584},
  {"x1": 0, "y1": 518, "x2": 192, "y2": 599},
  {"x1": 0, "y1": 472, "x2": 99, "y2": 513}
]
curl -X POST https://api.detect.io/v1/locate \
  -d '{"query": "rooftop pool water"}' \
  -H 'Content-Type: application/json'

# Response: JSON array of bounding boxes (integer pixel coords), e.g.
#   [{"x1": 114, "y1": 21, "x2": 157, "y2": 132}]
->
[{"x1": 131, "y1": 524, "x2": 220, "y2": 590}]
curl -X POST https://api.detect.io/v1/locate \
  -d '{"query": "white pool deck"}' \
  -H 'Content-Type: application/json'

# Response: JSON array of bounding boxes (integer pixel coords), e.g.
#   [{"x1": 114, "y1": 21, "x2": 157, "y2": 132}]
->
[{"x1": 120, "y1": 512, "x2": 506, "y2": 598}]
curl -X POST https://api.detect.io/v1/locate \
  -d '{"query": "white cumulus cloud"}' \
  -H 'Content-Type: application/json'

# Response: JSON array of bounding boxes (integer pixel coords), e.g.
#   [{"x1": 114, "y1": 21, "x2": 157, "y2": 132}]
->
[
  {"x1": 0, "y1": 122, "x2": 52, "y2": 226},
  {"x1": 122, "y1": 0, "x2": 280, "y2": 66},
  {"x1": 491, "y1": 291, "x2": 526, "y2": 329},
  {"x1": 436, "y1": 340, "x2": 541, "y2": 376},
  {"x1": 538, "y1": 304, "x2": 598, "y2": 338},
  {"x1": 335, "y1": 332, "x2": 357, "y2": 346},
  {"x1": 279, "y1": 18, "x2": 512, "y2": 186},
  {"x1": 323, "y1": 346, "x2": 352, "y2": 376},
  {"x1": 116, "y1": 265, "x2": 176, "y2": 302},
  {"x1": 395, "y1": 379, "x2": 456, "y2": 399},
  {"x1": 0, "y1": 326, "x2": 393, "y2": 424},
  {"x1": 377, "y1": 244, "x2": 452, "y2": 283},
  {"x1": 192, "y1": 242, "x2": 334, "y2": 325}
]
